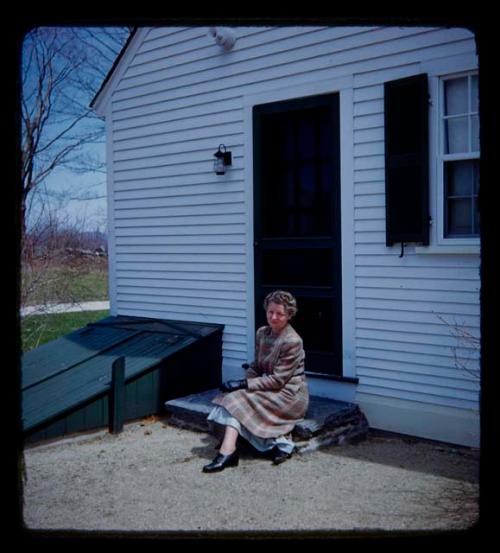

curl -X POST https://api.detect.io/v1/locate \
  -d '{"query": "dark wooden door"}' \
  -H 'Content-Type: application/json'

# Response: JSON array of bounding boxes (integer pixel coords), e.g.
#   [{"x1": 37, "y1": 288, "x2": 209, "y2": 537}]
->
[{"x1": 253, "y1": 93, "x2": 343, "y2": 376}]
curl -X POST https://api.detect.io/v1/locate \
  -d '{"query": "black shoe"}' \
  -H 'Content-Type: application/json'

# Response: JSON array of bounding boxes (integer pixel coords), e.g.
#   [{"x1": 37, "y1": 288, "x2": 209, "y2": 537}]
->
[
  {"x1": 271, "y1": 447, "x2": 292, "y2": 465},
  {"x1": 202, "y1": 450, "x2": 239, "y2": 473}
]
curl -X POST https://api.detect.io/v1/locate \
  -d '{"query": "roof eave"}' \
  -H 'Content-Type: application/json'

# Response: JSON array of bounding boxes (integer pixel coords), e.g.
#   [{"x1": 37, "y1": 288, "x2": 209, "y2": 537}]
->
[{"x1": 90, "y1": 27, "x2": 138, "y2": 116}]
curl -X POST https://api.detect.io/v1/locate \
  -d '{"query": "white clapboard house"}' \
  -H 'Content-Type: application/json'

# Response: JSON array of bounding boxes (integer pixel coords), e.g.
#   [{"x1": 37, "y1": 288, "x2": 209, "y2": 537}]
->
[{"x1": 91, "y1": 25, "x2": 481, "y2": 447}]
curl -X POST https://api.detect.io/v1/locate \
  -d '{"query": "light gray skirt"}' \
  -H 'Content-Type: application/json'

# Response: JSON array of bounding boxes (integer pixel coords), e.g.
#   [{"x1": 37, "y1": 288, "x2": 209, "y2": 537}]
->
[{"x1": 207, "y1": 405, "x2": 295, "y2": 454}]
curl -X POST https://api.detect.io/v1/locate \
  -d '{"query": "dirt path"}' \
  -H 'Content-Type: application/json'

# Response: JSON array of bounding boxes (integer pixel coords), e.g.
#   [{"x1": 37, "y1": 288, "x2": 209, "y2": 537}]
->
[{"x1": 22, "y1": 417, "x2": 479, "y2": 535}]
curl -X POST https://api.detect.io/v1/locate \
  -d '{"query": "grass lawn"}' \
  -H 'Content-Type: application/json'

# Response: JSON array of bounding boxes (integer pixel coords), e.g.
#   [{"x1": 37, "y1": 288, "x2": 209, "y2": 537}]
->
[
  {"x1": 22, "y1": 310, "x2": 110, "y2": 352},
  {"x1": 23, "y1": 264, "x2": 108, "y2": 306}
]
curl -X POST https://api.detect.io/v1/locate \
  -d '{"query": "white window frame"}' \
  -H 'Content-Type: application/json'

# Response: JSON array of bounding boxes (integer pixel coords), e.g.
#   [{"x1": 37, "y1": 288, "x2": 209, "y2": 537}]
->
[
  {"x1": 438, "y1": 71, "x2": 479, "y2": 244},
  {"x1": 416, "y1": 54, "x2": 480, "y2": 255}
]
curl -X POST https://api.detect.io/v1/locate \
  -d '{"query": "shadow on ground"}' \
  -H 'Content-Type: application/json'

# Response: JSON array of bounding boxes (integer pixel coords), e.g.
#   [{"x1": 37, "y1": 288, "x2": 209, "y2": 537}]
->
[
  {"x1": 317, "y1": 430, "x2": 479, "y2": 484},
  {"x1": 150, "y1": 413, "x2": 480, "y2": 484}
]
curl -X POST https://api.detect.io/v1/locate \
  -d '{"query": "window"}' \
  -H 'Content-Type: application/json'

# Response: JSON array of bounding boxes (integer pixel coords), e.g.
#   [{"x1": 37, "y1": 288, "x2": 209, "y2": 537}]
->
[
  {"x1": 262, "y1": 106, "x2": 336, "y2": 238},
  {"x1": 441, "y1": 73, "x2": 480, "y2": 238}
]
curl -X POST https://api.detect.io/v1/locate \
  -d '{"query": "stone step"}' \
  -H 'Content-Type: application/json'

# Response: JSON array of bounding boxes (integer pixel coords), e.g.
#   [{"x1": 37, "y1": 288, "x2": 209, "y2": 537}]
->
[{"x1": 164, "y1": 389, "x2": 369, "y2": 452}]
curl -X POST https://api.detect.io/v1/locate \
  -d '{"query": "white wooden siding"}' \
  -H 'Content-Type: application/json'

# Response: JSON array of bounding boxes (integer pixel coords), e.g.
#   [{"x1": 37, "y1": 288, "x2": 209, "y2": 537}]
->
[
  {"x1": 349, "y1": 25, "x2": 480, "y2": 417},
  {"x1": 103, "y1": 25, "x2": 480, "y2": 428}
]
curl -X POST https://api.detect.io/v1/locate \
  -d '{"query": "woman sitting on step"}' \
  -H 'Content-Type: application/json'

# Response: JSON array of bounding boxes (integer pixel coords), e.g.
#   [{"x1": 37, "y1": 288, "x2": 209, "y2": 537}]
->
[{"x1": 203, "y1": 290, "x2": 309, "y2": 473}]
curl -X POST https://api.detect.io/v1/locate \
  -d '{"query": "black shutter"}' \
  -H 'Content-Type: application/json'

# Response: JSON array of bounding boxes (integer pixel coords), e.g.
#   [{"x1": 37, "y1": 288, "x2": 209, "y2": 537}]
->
[{"x1": 384, "y1": 73, "x2": 430, "y2": 246}]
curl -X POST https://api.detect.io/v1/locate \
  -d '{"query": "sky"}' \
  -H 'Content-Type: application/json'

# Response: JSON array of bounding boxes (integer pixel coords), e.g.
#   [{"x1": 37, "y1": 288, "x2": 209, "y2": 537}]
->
[
  {"x1": 22, "y1": 26, "x2": 130, "y2": 235},
  {"x1": 45, "y1": 166, "x2": 108, "y2": 233}
]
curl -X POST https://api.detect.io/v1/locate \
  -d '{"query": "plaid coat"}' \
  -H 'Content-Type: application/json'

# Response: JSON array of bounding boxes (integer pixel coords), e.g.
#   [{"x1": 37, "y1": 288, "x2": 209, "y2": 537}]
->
[{"x1": 212, "y1": 324, "x2": 309, "y2": 439}]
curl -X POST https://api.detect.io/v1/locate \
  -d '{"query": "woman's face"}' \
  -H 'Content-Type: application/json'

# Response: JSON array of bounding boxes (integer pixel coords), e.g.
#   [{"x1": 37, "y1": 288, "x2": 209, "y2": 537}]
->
[{"x1": 266, "y1": 302, "x2": 290, "y2": 334}]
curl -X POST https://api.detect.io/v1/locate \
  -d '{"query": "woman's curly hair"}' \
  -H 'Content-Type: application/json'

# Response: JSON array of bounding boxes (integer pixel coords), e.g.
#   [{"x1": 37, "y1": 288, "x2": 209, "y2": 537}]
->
[{"x1": 263, "y1": 290, "x2": 298, "y2": 319}]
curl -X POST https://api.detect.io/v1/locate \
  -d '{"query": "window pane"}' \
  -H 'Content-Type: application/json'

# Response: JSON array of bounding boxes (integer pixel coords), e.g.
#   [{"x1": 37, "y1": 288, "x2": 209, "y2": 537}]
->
[
  {"x1": 319, "y1": 111, "x2": 334, "y2": 158},
  {"x1": 297, "y1": 115, "x2": 316, "y2": 160},
  {"x1": 262, "y1": 248, "x2": 333, "y2": 286},
  {"x1": 298, "y1": 163, "x2": 316, "y2": 208},
  {"x1": 473, "y1": 162, "x2": 480, "y2": 195},
  {"x1": 284, "y1": 119, "x2": 294, "y2": 162},
  {"x1": 471, "y1": 114, "x2": 480, "y2": 152},
  {"x1": 472, "y1": 163, "x2": 480, "y2": 235},
  {"x1": 446, "y1": 161, "x2": 474, "y2": 196},
  {"x1": 318, "y1": 162, "x2": 334, "y2": 235},
  {"x1": 473, "y1": 197, "x2": 480, "y2": 235},
  {"x1": 471, "y1": 75, "x2": 479, "y2": 112},
  {"x1": 263, "y1": 165, "x2": 294, "y2": 236},
  {"x1": 298, "y1": 212, "x2": 317, "y2": 236},
  {"x1": 444, "y1": 160, "x2": 480, "y2": 237},
  {"x1": 286, "y1": 167, "x2": 295, "y2": 208},
  {"x1": 445, "y1": 117, "x2": 468, "y2": 153},
  {"x1": 292, "y1": 297, "x2": 334, "y2": 352},
  {"x1": 447, "y1": 198, "x2": 472, "y2": 236},
  {"x1": 445, "y1": 77, "x2": 468, "y2": 115}
]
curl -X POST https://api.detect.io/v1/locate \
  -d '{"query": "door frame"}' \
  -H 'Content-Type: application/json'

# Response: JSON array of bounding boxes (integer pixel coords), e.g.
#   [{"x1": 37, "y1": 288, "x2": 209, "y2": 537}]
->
[
  {"x1": 243, "y1": 75, "x2": 356, "y2": 381},
  {"x1": 253, "y1": 92, "x2": 342, "y2": 375}
]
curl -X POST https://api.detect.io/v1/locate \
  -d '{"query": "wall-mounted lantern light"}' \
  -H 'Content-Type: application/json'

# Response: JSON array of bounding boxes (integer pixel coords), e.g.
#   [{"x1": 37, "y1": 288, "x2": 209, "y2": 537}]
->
[{"x1": 213, "y1": 144, "x2": 232, "y2": 175}]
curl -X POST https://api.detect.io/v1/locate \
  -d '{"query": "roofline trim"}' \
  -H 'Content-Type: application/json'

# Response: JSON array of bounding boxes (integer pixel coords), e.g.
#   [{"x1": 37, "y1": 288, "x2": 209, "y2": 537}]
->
[{"x1": 90, "y1": 27, "x2": 142, "y2": 116}]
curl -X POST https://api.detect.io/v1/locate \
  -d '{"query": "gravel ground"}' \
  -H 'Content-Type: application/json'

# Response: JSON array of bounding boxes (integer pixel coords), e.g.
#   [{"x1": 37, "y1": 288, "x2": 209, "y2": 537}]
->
[{"x1": 21, "y1": 415, "x2": 479, "y2": 536}]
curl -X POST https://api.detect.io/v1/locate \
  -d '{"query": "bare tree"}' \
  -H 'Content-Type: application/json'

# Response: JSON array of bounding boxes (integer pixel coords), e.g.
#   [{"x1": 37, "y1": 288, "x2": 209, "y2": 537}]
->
[
  {"x1": 435, "y1": 313, "x2": 480, "y2": 381},
  {"x1": 20, "y1": 26, "x2": 130, "y2": 323},
  {"x1": 20, "y1": 26, "x2": 131, "y2": 241},
  {"x1": 21, "y1": 210, "x2": 92, "y2": 310}
]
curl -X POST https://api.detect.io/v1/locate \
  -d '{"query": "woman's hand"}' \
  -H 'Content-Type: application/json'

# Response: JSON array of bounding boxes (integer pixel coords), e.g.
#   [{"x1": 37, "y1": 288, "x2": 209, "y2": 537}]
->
[
  {"x1": 219, "y1": 379, "x2": 248, "y2": 393},
  {"x1": 246, "y1": 340, "x2": 303, "y2": 392}
]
